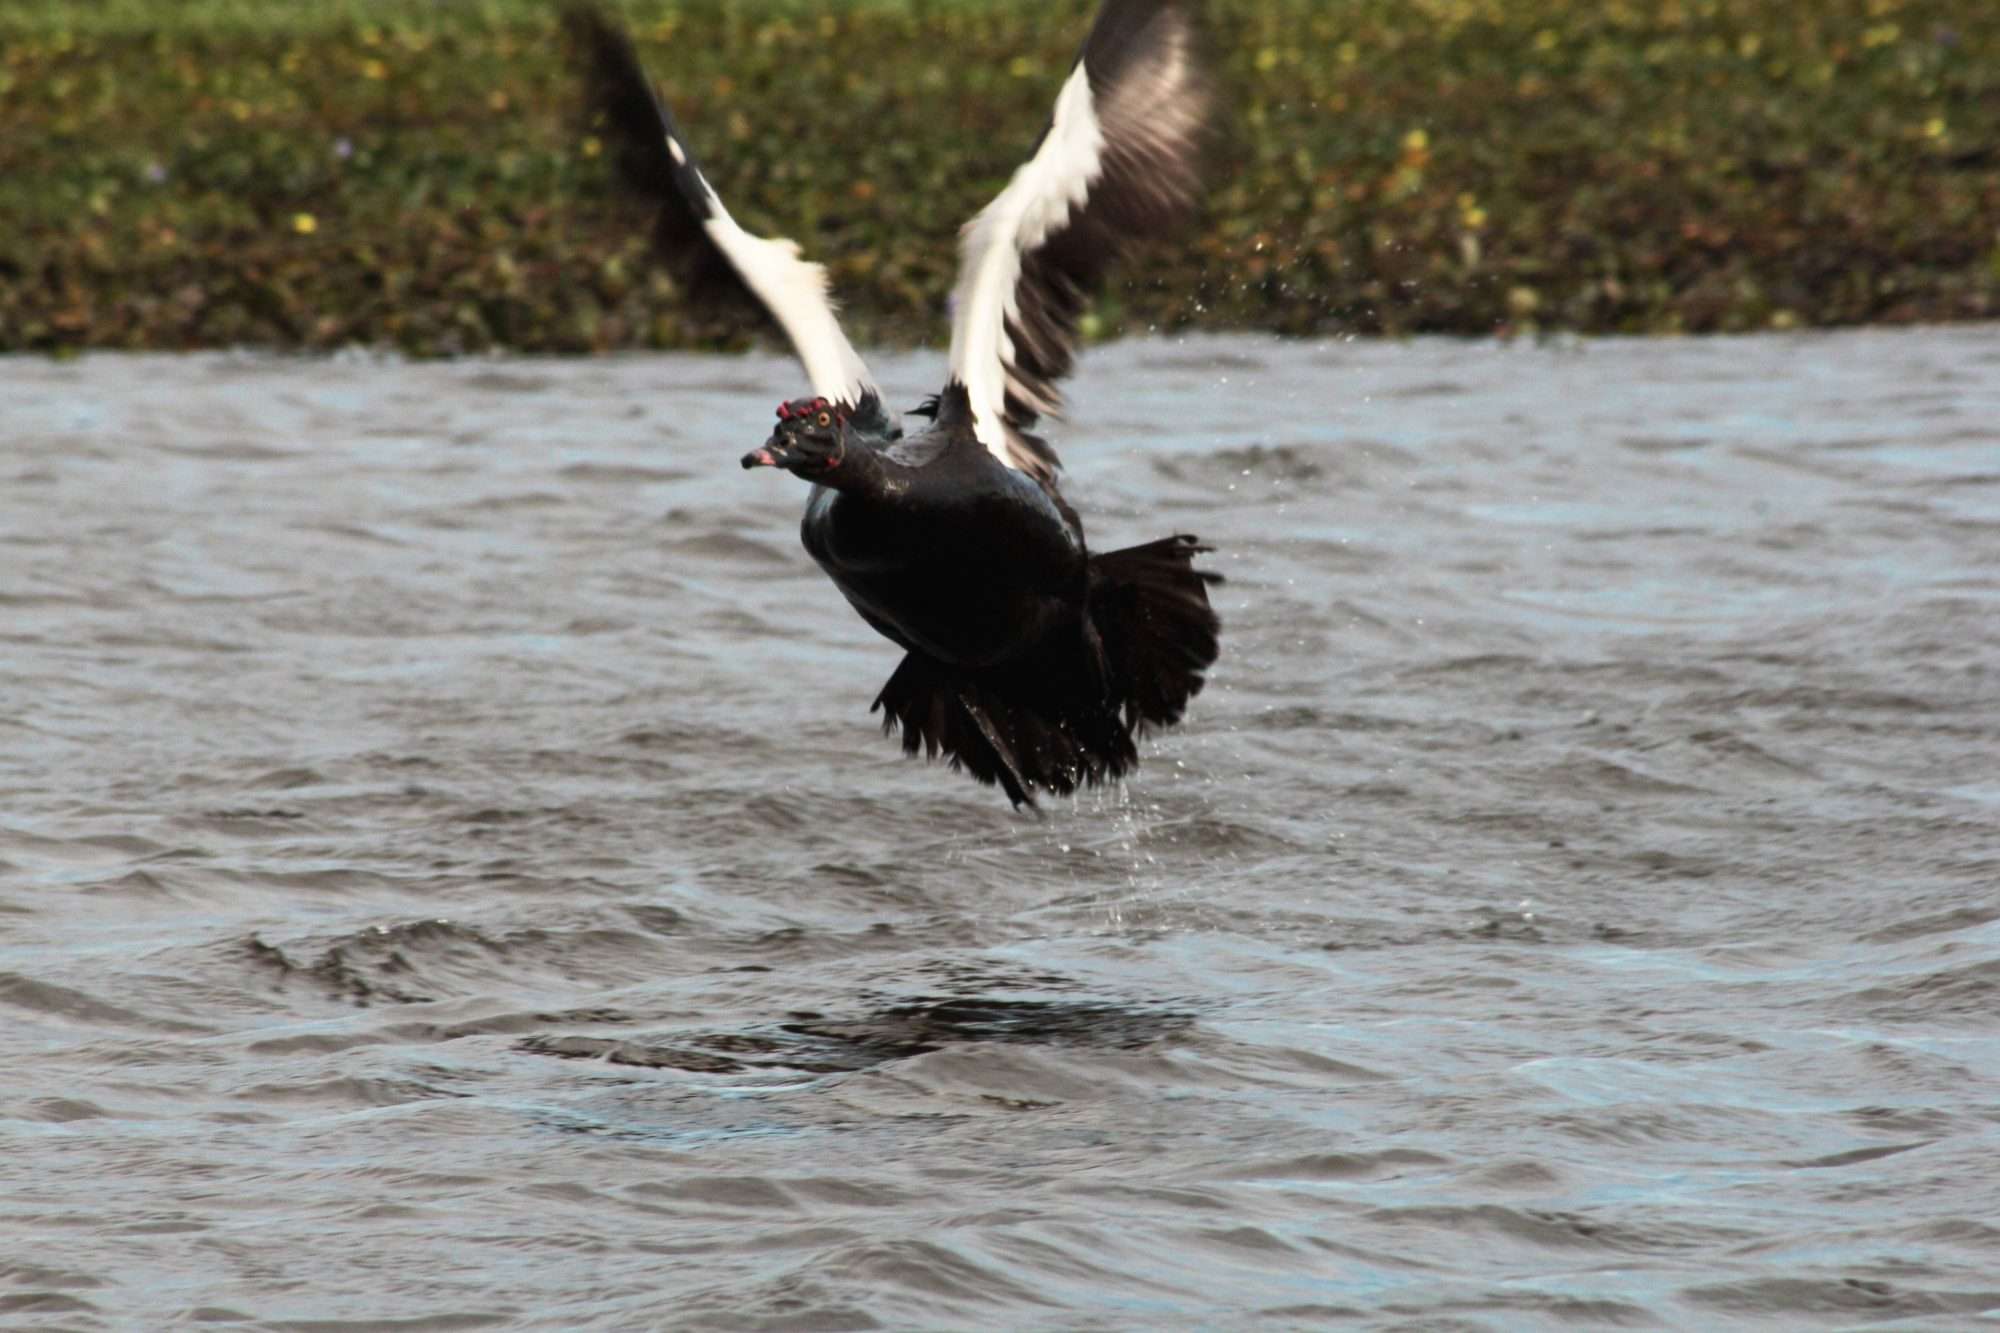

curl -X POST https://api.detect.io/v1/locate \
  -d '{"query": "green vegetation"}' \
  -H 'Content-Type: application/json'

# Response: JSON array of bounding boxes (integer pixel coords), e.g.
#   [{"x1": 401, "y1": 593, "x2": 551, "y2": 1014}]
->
[{"x1": 2, "y1": 0, "x2": 1996, "y2": 353}]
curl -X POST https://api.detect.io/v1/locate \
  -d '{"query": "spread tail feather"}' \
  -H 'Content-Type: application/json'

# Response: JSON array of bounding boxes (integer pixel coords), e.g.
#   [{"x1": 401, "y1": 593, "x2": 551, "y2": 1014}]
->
[
  {"x1": 1090, "y1": 533, "x2": 1223, "y2": 733},
  {"x1": 871, "y1": 535, "x2": 1221, "y2": 807}
]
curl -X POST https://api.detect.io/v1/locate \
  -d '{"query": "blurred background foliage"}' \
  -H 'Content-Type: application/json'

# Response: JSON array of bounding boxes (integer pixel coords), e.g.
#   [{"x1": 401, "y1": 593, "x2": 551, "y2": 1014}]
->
[{"x1": 1, "y1": 0, "x2": 1996, "y2": 353}]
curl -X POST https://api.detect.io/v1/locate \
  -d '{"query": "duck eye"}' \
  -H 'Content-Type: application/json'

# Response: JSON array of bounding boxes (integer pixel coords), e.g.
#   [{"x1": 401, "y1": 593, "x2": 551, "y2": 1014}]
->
[{"x1": 815, "y1": 411, "x2": 831, "y2": 428}]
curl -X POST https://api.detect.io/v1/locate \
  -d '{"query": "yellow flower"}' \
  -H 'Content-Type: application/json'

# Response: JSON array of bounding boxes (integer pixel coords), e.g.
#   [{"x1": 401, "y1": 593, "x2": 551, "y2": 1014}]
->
[
  {"x1": 292, "y1": 213, "x2": 318, "y2": 235},
  {"x1": 1923, "y1": 117, "x2": 1947, "y2": 139},
  {"x1": 582, "y1": 135, "x2": 602, "y2": 158},
  {"x1": 361, "y1": 58, "x2": 388, "y2": 81}
]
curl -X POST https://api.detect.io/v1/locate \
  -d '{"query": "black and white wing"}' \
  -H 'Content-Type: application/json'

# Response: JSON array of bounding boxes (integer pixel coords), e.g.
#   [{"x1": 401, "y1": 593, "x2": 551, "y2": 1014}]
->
[
  {"x1": 945, "y1": 0, "x2": 1209, "y2": 480},
  {"x1": 565, "y1": 6, "x2": 878, "y2": 413}
]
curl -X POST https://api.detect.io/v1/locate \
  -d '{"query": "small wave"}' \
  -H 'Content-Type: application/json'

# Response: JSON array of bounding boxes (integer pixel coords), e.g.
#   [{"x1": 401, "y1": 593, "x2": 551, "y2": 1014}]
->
[{"x1": 1681, "y1": 1275, "x2": 1994, "y2": 1321}]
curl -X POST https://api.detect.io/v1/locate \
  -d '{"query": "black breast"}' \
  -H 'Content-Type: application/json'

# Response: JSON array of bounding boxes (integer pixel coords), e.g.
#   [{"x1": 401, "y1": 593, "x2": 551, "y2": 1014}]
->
[{"x1": 800, "y1": 431, "x2": 1088, "y2": 668}]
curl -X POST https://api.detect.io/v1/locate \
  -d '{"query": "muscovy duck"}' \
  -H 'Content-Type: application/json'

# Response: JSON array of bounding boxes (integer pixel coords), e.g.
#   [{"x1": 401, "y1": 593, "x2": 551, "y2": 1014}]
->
[{"x1": 567, "y1": 0, "x2": 1221, "y2": 808}]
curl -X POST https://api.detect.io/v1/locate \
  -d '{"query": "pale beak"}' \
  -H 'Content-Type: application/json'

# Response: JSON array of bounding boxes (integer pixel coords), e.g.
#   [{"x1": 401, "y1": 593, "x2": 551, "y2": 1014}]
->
[{"x1": 741, "y1": 430, "x2": 795, "y2": 469}]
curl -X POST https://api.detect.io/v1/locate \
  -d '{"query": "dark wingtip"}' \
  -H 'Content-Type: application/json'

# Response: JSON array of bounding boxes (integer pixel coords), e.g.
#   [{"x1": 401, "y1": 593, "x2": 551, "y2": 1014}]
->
[
  {"x1": 563, "y1": 3, "x2": 671, "y2": 198},
  {"x1": 556, "y1": 0, "x2": 601, "y2": 47},
  {"x1": 564, "y1": 1, "x2": 756, "y2": 314}
]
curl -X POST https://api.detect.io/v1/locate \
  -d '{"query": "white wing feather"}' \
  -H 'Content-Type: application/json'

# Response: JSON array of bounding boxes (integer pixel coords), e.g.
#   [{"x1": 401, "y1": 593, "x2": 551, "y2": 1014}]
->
[
  {"x1": 946, "y1": 2, "x2": 1204, "y2": 476},
  {"x1": 696, "y1": 180, "x2": 874, "y2": 409},
  {"x1": 949, "y1": 66, "x2": 1107, "y2": 463},
  {"x1": 565, "y1": 8, "x2": 879, "y2": 412}
]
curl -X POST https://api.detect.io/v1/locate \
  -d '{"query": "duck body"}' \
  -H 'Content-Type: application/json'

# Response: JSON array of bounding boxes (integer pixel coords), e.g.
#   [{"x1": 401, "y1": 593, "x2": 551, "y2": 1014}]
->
[
  {"x1": 800, "y1": 424, "x2": 1088, "y2": 670},
  {"x1": 761, "y1": 393, "x2": 1217, "y2": 808}
]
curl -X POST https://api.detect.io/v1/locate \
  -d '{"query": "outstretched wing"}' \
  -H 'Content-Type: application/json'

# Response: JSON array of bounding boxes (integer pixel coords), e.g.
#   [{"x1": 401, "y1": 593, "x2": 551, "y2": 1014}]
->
[
  {"x1": 945, "y1": 0, "x2": 1209, "y2": 480},
  {"x1": 565, "y1": 5, "x2": 878, "y2": 411}
]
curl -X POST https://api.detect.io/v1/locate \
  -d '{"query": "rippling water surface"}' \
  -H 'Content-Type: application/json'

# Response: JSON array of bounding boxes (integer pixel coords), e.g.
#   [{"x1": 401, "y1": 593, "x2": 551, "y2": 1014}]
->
[{"x1": 4, "y1": 329, "x2": 1999, "y2": 1330}]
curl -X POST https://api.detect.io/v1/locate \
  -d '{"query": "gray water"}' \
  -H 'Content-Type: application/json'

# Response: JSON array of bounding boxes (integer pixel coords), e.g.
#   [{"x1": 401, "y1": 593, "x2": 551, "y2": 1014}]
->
[{"x1": 2, "y1": 328, "x2": 1998, "y2": 1330}]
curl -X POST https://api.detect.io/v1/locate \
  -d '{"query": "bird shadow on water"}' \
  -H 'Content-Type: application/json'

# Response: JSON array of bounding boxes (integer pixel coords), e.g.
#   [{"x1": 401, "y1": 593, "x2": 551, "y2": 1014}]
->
[
  {"x1": 511, "y1": 984, "x2": 1200, "y2": 1144},
  {"x1": 516, "y1": 991, "x2": 1197, "y2": 1082},
  {"x1": 524, "y1": 960, "x2": 1192, "y2": 1096}
]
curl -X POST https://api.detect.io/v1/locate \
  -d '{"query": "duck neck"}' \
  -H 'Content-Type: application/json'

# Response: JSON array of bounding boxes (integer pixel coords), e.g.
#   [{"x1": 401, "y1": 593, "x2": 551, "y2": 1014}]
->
[
  {"x1": 804, "y1": 434, "x2": 917, "y2": 501},
  {"x1": 816, "y1": 441, "x2": 881, "y2": 492}
]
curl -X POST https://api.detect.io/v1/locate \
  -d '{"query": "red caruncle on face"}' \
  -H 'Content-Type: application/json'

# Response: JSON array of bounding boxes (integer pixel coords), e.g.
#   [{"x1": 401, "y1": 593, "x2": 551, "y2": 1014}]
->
[{"x1": 776, "y1": 397, "x2": 841, "y2": 426}]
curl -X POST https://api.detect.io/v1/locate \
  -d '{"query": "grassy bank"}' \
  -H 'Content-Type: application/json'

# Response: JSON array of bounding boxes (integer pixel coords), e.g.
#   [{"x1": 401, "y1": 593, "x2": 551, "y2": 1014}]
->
[{"x1": 2, "y1": 0, "x2": 1997, "y2": 353}]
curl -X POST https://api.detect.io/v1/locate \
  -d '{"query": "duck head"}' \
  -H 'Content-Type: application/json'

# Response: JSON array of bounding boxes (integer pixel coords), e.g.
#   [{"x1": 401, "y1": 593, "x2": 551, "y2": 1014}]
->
[{"x1": 742, "y1": 397, "x2": 848, "y2": 477}]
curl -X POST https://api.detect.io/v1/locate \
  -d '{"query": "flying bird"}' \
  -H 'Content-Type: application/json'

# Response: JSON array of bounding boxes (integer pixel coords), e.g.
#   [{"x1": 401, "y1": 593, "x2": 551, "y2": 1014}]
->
[{"x1": 567, "y1": 0, "x2": 1221, "y2": 808}]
